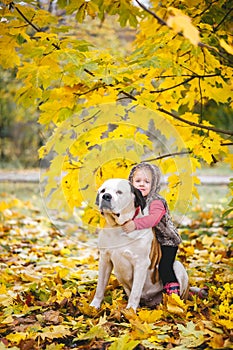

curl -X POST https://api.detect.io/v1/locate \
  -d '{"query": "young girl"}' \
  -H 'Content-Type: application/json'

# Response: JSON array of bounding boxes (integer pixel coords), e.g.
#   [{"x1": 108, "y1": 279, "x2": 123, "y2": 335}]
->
[{"x1": 122, "y1": 162, "x2": 182, "y2": 296}]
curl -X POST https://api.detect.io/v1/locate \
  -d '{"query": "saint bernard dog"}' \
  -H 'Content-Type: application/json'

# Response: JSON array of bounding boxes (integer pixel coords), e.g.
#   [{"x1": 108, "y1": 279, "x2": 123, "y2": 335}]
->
[{"x1": 90, "y1": 178, "x2": 194, "y2": 311}]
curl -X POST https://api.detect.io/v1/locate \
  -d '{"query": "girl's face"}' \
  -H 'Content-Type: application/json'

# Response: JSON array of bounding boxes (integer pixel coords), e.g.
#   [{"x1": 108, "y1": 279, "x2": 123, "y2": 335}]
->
[{"x1": 132, "y1": 168, "x2": 152, "y2": 197}]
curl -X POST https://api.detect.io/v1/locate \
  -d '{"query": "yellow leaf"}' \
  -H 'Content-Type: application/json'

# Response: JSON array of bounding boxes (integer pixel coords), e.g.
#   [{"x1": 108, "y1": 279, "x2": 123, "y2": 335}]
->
[
  {"x1": 39, "y1": 325, "x2": 71, "y2": 340},
  {"x1": 108, "y1": 335, "x2": 140, "y2": 350},
  {"x1": 220, "y1": 39, "x2": 233, "y2": 55},
  {"x1": 79, "y1": 298, "x2": 101, "y2": 317},
  {"x1": 130, "y1": 319, "x2": 154, "y2": 340},
  {"x1": 165, "y1": 293, "x2": 186, "y2": 314},
  {"x1": 167, "y1": 7, "x2": 200, "y2": 45},
  {"x1": 60, "y1": 248, "x2": 71, "y2": 256},
  {"x1": 1, "y1": 315, "x2": 14, "y2": 325},
  {"x1": 208, "y1": 333, "x2": 225, "y2": 349},
  {"x1": 78, "y1": 324, "x2": 108, "y2": 340},
  {"x1": 138, "y1": 309, "x2": 163, "y2": 323},
  {"x1": 209, "y1": 252, "x2": 222, "y2": 263},
  {"x1": 6, "y1": 332, "x2": 27, "y2": 343},
  {"x1": 216, "y1": 319, "x2": 233, "y2": 330}
]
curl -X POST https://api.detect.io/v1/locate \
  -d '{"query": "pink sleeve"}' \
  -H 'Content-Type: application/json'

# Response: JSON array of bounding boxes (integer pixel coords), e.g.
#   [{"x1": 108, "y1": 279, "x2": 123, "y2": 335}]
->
[{"x1": 133, "y1": 200, "x2": 166, "y2": 230}]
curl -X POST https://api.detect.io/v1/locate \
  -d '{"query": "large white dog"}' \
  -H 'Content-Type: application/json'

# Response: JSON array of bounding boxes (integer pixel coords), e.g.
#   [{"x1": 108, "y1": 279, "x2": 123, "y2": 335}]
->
[{"x1": 90, "y1": 178, "x2": 190, "y2": 311}]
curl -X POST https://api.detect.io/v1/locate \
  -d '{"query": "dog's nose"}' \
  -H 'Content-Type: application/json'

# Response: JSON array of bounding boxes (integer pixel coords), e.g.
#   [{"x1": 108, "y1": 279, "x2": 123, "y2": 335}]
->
[{"x1": 102, "y1": 193, "x2": 112, "y2": 202}]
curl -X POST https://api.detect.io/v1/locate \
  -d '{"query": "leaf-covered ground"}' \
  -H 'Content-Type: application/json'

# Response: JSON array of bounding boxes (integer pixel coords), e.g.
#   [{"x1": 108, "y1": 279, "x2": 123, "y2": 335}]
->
[{"x1": 0, "y1": 190, "x2": 232, "y2": 350}]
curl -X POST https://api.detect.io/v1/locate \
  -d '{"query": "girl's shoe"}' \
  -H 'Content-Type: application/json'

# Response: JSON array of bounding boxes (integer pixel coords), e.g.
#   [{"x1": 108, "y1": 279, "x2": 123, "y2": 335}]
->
[{"x1": 163, "y1": 282, "x2": 180, "y2": 296}]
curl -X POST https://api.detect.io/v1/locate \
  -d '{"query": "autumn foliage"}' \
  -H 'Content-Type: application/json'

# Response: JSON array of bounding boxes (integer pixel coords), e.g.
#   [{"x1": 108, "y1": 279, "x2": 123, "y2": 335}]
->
[
  {"x1": 0, "y1": 191, "x2": 233, "y2": 349},
  {"x1": 0, "y1": 0, "x2": 233, "y2": 348}
]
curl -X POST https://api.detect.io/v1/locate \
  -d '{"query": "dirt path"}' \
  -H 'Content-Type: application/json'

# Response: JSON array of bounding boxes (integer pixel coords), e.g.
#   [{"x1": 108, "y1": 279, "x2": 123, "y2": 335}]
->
[
  {"x1": 0, "y1": 169, "x2": 40, "y2": 183},
  {"x1": 0, "y1": 169, "x2": 231, "y2": 185}
]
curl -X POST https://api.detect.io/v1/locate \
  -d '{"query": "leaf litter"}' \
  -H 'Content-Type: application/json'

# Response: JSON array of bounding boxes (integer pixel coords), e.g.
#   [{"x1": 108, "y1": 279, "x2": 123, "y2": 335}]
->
[{"x1": 0, "y1": 192, "x2": 232, "y2": 349}]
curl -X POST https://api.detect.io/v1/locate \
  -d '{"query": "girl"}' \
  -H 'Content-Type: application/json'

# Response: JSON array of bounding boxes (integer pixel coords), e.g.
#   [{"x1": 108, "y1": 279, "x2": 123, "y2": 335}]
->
[{"x1": 122, "y1": 162, "x2": 182, "y2": 296}]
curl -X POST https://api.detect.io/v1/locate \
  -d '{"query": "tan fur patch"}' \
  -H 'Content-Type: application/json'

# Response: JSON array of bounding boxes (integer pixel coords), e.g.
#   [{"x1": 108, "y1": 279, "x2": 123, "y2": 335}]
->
[
  {"x1": 149, "y1": 228, "x2": 162, "y2": 284},
  {"x1": 104, "y1": 213, "x2": 119, "y2": 226}
]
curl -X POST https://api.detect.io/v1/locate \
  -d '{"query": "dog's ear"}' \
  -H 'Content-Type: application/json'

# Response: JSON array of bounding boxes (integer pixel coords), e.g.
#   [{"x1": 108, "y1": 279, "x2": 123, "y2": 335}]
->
[
  {"x1": 95, "y1": 193, "x2": 99, "y2": 206},
  {"x1": 130, "y1": 184, "x2": 146, "y2": 212}
]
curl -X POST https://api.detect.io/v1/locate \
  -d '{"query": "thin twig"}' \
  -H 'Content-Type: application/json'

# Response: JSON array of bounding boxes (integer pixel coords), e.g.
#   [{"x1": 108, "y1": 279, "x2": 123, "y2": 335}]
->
[
  {"x1": 213, "y1": 7, "x2": 233, "y2": 33},
  {"x1": 71, "y1": 110, "x2": 101, "y2": 128},
  {"x1": 135, "y1": 0, "x2": 167, "y2": 26},
  {"x1": 13, "y1": 3, "x2": 40, "y2": 32},
  {"x1": 193, "y1": 0, "x2": 219, "y2": 19},
  {"x1": 198, "y1": 77, "x2": 203, "y2": 122}
]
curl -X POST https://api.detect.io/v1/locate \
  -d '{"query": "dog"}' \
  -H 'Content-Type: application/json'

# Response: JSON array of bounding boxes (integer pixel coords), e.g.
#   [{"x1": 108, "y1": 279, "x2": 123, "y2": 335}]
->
[{"x1": 90, "y1": 178, "x2": 190, "y2": 311}]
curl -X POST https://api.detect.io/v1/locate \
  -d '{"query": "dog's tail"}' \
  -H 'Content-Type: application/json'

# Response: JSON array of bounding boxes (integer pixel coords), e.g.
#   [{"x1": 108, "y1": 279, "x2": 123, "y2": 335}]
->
[{"x1": 149, "y1": 230, "x2": 162, "y2": 284}]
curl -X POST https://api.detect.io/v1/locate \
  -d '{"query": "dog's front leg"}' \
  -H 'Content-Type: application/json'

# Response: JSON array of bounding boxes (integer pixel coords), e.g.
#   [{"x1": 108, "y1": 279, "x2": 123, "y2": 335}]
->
[
  {"x1": 90, "y1": 252, "x2": 113, "y2": 309},
  {"x1": 126, "y1": 264, "x2": 148, "y2": 311}
]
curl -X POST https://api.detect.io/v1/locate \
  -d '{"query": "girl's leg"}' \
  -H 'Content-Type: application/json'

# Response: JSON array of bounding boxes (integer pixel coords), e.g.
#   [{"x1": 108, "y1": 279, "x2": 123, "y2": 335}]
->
[{"x1": 159, "y1": 245, "x2": 179, "y2": 295}]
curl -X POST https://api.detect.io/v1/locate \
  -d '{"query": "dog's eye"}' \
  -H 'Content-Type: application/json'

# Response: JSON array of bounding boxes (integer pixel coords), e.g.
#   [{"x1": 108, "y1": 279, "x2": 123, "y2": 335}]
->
[
  {"x1": 100, "y1": 189, "x2": 105, "y2": 194},
  {"x1": 116, "y1": 190, "x2": 123, "y2": 195}
]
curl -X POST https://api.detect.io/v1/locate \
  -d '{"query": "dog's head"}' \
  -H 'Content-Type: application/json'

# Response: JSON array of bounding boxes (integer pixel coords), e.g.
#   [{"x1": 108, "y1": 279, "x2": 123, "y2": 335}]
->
[{"x1": 96, "y1": 178, "x2": 146, "y2": 226}]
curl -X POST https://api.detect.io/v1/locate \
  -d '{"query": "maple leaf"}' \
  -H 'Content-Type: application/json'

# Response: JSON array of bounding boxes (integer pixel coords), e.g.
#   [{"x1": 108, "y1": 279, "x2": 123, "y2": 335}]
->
[
  {"x1": 138, "y1": 309, "x2": 163, "y2": 323},
  {"x1": 39, "y1": 325, "x2": 71, "y2": 340},
  {"x1": 108, "y1": 335, "x2": 140, "y2": 350},
  {"x1": 164, "y1": 294, "x2": 187, "y2": 315},
  {"x1": 177, "y1": 321, "x2": 205, "y2": 348},
  {"x1": 220, "y1": 39, "x2": 233, "y2": 55}
]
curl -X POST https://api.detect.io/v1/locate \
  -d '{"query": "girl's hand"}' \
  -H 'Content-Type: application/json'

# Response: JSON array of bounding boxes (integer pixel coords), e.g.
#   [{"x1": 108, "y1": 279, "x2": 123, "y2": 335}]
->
[{"x1": 122, "y1": 220, "x2": 136, "y2": 233}]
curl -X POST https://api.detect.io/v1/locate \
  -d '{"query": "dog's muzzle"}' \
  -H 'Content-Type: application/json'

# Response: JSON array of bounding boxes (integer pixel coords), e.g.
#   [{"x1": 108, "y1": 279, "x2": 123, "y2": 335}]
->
[
  {"x1": 100, "y1": 193, "x2": 113, "y2": 210},
  {"x1": 100, "y1": 193, "x2": 120, "y2": 217}
]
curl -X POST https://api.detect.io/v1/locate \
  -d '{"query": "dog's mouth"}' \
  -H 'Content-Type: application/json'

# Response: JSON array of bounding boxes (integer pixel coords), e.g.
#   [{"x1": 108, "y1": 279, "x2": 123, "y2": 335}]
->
[
  {"x1": 100, "y1": 207, "x2": 120, "y2": 218},
  {"x1": 99, "y1": 195, "x2": 121, "y2": 220}
]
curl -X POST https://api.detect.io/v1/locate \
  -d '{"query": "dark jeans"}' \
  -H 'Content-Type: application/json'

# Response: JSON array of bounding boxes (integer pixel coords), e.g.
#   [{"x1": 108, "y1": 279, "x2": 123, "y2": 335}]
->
[{"x1": 159, "y1": 245, "x2": 178, "y2": 285}]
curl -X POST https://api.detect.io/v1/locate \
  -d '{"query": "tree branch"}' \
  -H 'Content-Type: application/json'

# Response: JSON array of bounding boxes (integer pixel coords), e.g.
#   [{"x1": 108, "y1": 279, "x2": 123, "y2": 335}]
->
[
  {"x1": 142, "y1": 151, "x2": 192, "y2": 164},
  {"x1": 150, "y1": 76, "x2": 195, "y2": 93},
  {"x1": 135, "y1": 0, "x2": 226, "y2": 57},
  {"x1": 158, "y1": 108, "x2": 233, "y2": 136},
  {"x1": 11, "y1": 2, "x2": 60, "y2": 50},
  {"x1": 118, "y1": 90, "x2": 137, "y2": 101},
  {"x1": 12, "y1": 3, "x2": 40, "y2": 32},
  {"x1": 221, "y1": 142, "x2": 233, "y2": 146},
  {"x1": 118, "y1": 90, "x2": 233, "y2": 138}
]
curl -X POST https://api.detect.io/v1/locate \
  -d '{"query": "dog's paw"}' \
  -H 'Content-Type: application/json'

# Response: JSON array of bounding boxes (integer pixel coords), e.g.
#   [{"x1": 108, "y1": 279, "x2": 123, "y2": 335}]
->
[
  {"x1": 90, "y1": 299, "x2": 101, "y2": 309},
  {"x1": 126, "y1": 303, "x2": 137, "y2": 312}
]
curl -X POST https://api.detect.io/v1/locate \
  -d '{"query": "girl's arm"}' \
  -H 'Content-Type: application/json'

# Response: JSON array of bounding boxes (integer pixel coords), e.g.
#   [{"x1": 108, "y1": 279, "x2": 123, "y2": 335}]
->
[{"x1": 122, "y1": 200, "x2": 166, "y2": 233}]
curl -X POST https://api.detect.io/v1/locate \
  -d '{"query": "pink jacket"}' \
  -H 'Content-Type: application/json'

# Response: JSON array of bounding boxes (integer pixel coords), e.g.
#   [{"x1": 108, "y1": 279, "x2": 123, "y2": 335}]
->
[{"x1": 133, "y1": 200, "x2": 166, "y2": 230}]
